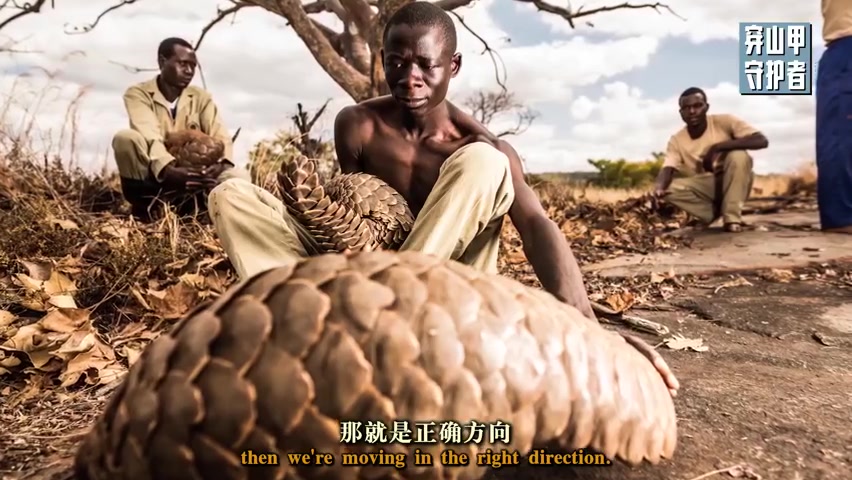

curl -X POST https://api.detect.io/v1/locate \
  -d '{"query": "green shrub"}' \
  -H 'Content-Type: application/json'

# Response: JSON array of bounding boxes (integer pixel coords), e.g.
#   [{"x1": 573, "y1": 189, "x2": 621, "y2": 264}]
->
[{"x1": 586, "y1": 152, "x2": 664, "y2": 188}]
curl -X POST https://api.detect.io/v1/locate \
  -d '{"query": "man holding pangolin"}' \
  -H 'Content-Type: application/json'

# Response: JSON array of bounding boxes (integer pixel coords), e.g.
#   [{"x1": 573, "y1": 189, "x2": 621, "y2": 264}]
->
[{"x1": 112, "y1": 37, "x2": 247, "y2": 220}]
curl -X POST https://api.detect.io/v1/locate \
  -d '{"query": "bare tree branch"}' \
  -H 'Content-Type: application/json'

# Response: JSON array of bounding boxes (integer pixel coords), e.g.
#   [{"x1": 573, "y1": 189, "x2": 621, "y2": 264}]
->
[
  {"x1": 248, "y1": 0, "x2": 372, "y2": 100},
  {"x1": 64, "y1": 0, "x2": 139, "y2": 34},
  {"x1": 0, "y1": 0, "x2": 49, "y2": 31},
  {"x1": 194, "y1": 2, "x2": 253, "y2": 50},
  {"x1": 2, "y1": 0, "x2": 679, "y2": 106},
  {"x1": 301, "y1": 0, "x2": 477, "y2": 14},
  {"x1": 0, "y1": 35, "x2": 40, "y2": 53},
  {"x1": 291, "y1": 99, "x2": 332, "y2": 157},
  {"x1": 446, "y1": 9, "x2": 507, "y2": 91},
  {"x1": 463, "y1": 89, "x2": 537, "y2": 137},
  {"x1": 107, "y1": 59, "x2": 157, "y2": 73},
  {"x1": 514, "y1": 0, "x2": 681, "y2": 28}
]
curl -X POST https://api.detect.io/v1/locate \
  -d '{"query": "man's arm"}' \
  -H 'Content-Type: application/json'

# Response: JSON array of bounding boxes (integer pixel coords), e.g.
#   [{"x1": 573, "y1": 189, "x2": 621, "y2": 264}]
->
[
  {"x1": 499, "y1": 139, "x2": 596, "y2": 320},
  {"x1": 445, "y1": 102, "x2": 594, "y2": 318},
  {"x1": 714, "y1": 114, "x2": 769, "y2": 152},
  {"x1": 198, "y1": 93, "x2": 234, "y2": 165},
  {"x1": 123, "y1": 86, "x2": 174, "y2": 180},
  {"x1": 333, "y1": 105, "x2": 365, "y2": 173},
  {"x1": 655, "y1": 137, "x2": 681, "y2": 192}
]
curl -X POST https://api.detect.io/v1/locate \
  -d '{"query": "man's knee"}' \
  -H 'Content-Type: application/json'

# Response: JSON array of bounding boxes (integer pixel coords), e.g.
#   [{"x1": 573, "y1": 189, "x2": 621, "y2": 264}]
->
[
  {"x1": 208, "y1": 178, "x2": 256, "y2": 218},
  {"x1": 724, "y1": 150, "x2": 752, "y2": 171},
  {"x1": 112, "y1": 129, "x2": 145, "y2": 153},
  {"x1": 218, "y1": 165, "x2": 251, "y2": 183},
  {"x1": 445, "y1": 141, "x2": 511, "y2": 182}
]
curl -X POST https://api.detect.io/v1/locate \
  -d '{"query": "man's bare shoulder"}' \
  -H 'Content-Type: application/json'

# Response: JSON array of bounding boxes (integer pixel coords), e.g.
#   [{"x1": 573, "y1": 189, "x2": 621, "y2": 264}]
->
[
  {"x1": 447, "y1": 101, "x2": 517, "y2": 151},
  {"x1": 335, "y1": 96, "x2": 399, "y2": 136},
  {"x1": 446, "y1": 101, "x2": 492, "y2": 135}
]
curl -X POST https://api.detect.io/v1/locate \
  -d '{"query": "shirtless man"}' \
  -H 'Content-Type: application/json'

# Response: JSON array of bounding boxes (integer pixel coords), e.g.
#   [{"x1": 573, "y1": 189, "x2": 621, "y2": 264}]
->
[{"x1": 207, "y1": 1, "x2": 678, "y2": 396}]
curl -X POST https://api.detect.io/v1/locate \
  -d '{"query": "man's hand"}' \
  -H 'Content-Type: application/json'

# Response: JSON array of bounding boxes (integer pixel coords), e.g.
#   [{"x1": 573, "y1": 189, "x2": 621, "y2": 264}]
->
[
  {"x1": 621, "y1": 333, "x2": 680, "y2": 398},
  {"x1": 200, "y1": 161, "x2": 231, "y2": 187},
  {"x1": 701, "y1": 145, "x2": 721, "y2": 173},
  {"x1": 159, "y1": 163, "x2": 209, "y2": 190},
  {"x1": 653, "y1": 185, "x2": 667, "y2": 198}
]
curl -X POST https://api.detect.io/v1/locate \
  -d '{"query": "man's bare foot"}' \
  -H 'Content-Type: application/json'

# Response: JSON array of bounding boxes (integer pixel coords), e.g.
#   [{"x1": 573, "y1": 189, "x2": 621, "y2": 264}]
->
[{"x1": 724, "y1": 222, "x2": 743, "y2": 233}]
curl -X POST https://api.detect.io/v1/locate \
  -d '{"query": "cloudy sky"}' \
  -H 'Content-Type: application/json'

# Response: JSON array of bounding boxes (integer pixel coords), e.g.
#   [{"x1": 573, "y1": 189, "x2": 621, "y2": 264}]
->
[{"x1": 0, "y1": 0, "x2": 822, "y2": 175}]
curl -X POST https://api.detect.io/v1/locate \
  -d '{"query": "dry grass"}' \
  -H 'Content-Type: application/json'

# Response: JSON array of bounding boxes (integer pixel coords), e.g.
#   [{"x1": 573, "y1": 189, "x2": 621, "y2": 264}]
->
[{"x1": 0, "y1": 81, "x2": 820, "y2": 477}]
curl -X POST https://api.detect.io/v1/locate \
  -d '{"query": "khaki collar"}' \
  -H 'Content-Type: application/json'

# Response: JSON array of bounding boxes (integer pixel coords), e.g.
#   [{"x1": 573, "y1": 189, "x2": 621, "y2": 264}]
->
[{"x1": 141, "y1": 76, "x2": 196, "y2": 109}]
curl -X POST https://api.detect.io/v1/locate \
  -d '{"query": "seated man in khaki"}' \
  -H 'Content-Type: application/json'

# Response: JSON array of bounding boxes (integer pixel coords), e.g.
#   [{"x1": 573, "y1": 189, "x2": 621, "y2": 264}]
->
[
  {"x1": 207, "y1": 2, "x2": 679, "y2": 396},
  {"x1": 654, "y1": 87, "x2": 769, "y2": 232},
  {"x1": 112, "y1": 36, "x2": 247, "y2": 220}
]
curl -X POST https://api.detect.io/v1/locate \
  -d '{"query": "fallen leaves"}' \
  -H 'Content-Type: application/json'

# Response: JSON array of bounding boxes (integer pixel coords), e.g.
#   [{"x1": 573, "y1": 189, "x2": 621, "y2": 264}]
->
[
  {"x1": 12, "y1": 260, "x2": 78, "y2": 311},
  {"x1": 0, "y1": 218, "x2": 236, "y2": 389},
  {"x1": 0, "y1": 307, "x2": 123, "y2": 387},
  {"x1": 603, "y1": 290, "x2": 636, "y2": 313},
  {"x1": 662, "y1": 333, "x2": 709, "y2": 352}
]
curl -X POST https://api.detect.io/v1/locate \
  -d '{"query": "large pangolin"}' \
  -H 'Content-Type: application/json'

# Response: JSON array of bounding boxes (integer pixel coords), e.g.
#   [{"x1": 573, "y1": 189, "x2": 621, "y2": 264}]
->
[{"x1": 74, "y1": 250, "x2": 677, "y2": 480}]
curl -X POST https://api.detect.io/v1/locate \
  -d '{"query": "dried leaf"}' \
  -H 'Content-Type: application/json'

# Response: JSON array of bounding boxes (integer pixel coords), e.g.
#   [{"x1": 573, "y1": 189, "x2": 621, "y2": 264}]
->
[
  {"x1": 13, "y1": 268, "x2": 78, "y2": 311},
  {"x1": 663, "y1": 334, "x2": 709, "y2": 352},
  {"x1": 0, "y1": 310, "x2": 14, "y2": 327},
  {"x1": 604, "y1": 291, "x2": 635, "y2": 313},
  {"x1": 145, "y1": 282, "x2": 201, "y2": 319},
  {"x1": 715, "y1": 276, "x2": 753, "y2": 293},
  {"x1": 47, "y1": 215, "x2": 79, "y2": 230},
  {"x1": 504, "y1": 249, "x2": 526, "y2": 265},
  {"x1": 725, "y1": 464, "x2": 762, "y2": 479},
  {"x1": 761, "y1": 268, "x2": 794, "y2": 283}
]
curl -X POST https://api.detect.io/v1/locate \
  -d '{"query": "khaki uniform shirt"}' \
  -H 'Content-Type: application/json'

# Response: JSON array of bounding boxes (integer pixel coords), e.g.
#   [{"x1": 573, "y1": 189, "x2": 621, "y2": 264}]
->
[
  {"x1": 823, "y1": 0, "x2": 852, "y2": 43},
  {"x1": 122, "y1": 77, "x2": 233, "y2": 179},
  {"x1": 663, "y1": 114, "x2": 758, "y2": 176}
]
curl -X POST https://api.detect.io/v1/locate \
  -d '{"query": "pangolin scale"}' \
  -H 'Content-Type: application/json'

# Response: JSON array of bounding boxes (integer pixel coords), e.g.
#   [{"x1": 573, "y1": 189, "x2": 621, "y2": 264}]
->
[
  {"x1": 74, "y1": 250, "x2": 677, "y2": 480},
  {"x1": 164, "y1": 129, "x2": 226, "y2": 169},
  {"x1": 276, "y1": 155, "x2": 415, "y2": 252}
]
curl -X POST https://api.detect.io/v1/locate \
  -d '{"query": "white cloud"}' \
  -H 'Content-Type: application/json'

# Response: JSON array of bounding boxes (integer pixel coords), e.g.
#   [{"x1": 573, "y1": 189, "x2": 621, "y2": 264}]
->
[
  {"x1": 0, "y1": 0, "x2": 817, "y2": 179},
  {"x1": 510, "y1": 81, "x2": 815, "y2": 174},
  {"x1": 518, "y1": 0, "x2": 823, "y2": 44}
]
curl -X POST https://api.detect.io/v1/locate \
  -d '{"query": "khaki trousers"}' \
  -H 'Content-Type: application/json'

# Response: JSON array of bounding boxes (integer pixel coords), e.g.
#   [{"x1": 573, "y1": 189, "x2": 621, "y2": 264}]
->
[
  {"x1": 112, "y1": 129, "x2": 248, "y2": 183},
  {"x1": 665, "y1": 149, "x2": 754, "y2": 224},
  {"x1": 208, "y1": 142, "x2": 516, "y2": 280}
]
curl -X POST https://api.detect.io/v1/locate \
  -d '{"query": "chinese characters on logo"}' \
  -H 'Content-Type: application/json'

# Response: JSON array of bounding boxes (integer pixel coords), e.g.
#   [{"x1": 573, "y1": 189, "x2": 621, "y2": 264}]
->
[{"x1": 739, "y1": 22, "x2": 812, "y2": 95}]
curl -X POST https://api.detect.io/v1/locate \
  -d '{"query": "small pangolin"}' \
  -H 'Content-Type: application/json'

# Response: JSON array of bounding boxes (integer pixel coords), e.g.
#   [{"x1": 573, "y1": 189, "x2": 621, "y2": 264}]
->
[
  {"x1": 276, "y1": 155, "x2": 415, "y2": 253},
  {"x1": 74, "y1": 249, "x2": 677, "y2": 480},
  {"x1": 164, "y1": 129, "x2": 225, "y2": 169}
]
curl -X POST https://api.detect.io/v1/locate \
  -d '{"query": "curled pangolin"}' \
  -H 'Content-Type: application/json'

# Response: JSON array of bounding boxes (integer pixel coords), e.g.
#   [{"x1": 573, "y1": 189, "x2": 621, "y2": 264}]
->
[
  {"x1": 75, "y1": 250, "x2": 677, "y2": 480},
  {"x1": 277, "y1": 155, "x2": 415, "y2": 252},
  {"x1": 164, "y1": 129, "x2": 225, "y2": 168}
]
